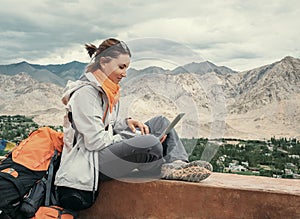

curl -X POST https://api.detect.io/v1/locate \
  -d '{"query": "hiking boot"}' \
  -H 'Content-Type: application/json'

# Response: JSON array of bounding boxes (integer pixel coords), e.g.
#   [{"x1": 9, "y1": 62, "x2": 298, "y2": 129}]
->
[
  {"x1": 191, "y1": 160, "x2": 213, "y2": 172},
  {"x1": 161, "y1": 160, "x2": 211, "y2": 182}
]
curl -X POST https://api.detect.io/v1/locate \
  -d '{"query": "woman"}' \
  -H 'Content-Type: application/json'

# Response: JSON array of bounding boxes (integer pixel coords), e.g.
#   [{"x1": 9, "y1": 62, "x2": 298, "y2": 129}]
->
[{"x1": 54, "y1": 38, "x2": 212, "y2": 211}]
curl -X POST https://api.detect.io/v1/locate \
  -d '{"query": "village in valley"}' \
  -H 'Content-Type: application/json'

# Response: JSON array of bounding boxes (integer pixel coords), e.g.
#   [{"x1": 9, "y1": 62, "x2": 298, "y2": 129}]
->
[{"x1": 183, "y1": 137, "x2": 300, "y2": 179}]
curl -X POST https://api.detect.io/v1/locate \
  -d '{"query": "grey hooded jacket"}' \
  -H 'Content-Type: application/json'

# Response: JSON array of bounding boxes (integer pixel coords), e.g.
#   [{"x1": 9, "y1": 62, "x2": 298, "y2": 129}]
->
[{"x1": 54, "y1": 72, "x2": 128, "y2": 191}]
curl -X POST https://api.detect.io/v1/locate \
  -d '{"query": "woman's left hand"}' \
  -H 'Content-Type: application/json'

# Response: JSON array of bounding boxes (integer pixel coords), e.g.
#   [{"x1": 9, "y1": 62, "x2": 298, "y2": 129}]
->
[{"x1": 126, "y1": 118, "x2": 149, "y2": 135}]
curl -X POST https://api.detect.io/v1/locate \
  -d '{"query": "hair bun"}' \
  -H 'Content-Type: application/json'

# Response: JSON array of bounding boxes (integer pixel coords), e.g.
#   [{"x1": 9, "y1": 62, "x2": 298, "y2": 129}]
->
[{"x1": 85, "y1": 43, "x2": 98, "y2": 58}]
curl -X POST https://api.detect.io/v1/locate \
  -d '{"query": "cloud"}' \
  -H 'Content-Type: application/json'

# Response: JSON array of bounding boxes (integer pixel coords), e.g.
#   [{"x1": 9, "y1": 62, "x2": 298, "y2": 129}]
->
[
  {"x1": 126, "y1": 38, "x2": 203, "y2": 70},
  {"x1": 0, "y1": 0, "x2": 109, "y2": 63},
  {"x1": 0, "y1": 0, "x2": 299, "y2": 71}
]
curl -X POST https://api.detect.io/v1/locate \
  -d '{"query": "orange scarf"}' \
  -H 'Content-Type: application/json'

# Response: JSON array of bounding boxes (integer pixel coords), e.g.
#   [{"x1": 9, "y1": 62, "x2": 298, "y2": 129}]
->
[{"x1": 93, "y1": 71, "x2": 120, "y2": 113}]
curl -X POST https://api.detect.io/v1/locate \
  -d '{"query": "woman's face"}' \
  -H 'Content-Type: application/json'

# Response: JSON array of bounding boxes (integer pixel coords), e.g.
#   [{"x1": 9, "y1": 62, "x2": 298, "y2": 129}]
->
[{"x1": 101, "y1": 54, "x2": 131, "y2": 84}]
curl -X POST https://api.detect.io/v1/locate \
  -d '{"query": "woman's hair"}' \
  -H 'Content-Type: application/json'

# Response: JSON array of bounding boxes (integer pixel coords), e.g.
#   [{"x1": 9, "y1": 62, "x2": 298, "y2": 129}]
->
[{"x1": 85, "y1": 38, "x2": 131, "y2": 72}]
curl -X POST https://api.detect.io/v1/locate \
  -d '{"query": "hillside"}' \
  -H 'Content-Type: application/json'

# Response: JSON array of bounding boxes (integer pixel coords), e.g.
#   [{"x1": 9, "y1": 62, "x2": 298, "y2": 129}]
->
[
  {"x1": 224, "y1": 56, "x2": 300, "y2": 139},
  {"x1": 0, "y1": 73, "x2": 64, "y2": 126},
  {"x1": 0, "y1": 56, "x2": 299, "y2": 140}
]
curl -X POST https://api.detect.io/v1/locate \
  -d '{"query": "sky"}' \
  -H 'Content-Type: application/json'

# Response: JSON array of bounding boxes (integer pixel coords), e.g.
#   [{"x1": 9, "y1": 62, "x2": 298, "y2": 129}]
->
[{"x1": 0, "y1": 0, "x2": 299, "y2": 71}]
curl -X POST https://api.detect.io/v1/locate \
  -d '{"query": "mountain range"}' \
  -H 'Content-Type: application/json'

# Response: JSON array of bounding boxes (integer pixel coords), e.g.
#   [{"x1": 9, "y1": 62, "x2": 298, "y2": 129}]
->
[
  {"x1": 0, "y1": 56, "x2": 299, "y2": 140},
  {"x1": 0, "y1": 60, "x2": 237, "y2": 86},
  {"x1": 0, "y1": 61, "x2": 86, "y2": 87}
]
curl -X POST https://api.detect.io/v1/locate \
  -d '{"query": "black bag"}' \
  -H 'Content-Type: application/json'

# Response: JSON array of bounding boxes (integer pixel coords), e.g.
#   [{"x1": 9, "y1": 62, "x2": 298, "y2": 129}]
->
[
  {"x1": 19, "y1": 178, "x2": 47, "y2": 218},
  {"x1": 56, "y1": 186, "x2": 99, "y2": 211},
  {"x1": 0, "y1": 150, "x2": 60, "y2": 218},
  {"x1": 19, "y1": 150, "x2": 60, "y2": 218},
  {"x1": 0, "y1": 157, "x2": 45, "y2": 218}
]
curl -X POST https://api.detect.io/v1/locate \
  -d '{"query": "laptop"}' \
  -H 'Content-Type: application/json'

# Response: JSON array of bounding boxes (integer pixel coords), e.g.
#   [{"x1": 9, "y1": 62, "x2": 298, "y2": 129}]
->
[{"x1": 120, "y1": 113, "x2": 185, "y2": 139}]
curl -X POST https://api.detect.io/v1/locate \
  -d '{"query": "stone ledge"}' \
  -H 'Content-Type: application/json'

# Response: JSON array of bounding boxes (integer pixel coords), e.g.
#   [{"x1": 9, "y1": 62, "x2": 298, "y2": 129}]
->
[{"x1": 80, "y1": 173, "x2": 300, "y2": 219}]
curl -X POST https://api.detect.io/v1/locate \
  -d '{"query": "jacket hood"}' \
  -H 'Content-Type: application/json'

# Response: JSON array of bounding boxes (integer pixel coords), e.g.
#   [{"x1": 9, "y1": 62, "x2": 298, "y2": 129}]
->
[{"x1": 62, "y1": 72, "x2": 104, "y2": 105}]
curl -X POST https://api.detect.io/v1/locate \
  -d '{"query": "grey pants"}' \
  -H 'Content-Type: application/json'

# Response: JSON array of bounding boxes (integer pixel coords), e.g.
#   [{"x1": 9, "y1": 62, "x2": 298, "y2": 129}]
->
[{"x1": 98, "y1": 116, "x2": 188, "y2": 180}]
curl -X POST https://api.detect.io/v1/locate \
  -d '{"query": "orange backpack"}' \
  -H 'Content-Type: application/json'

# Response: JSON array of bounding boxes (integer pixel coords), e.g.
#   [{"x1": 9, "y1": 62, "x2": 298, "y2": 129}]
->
[
  {"x1": 0, "y1": 127, "x2": 66, "y2": 218},
  {"x1": 12, "y1": 127, "x2": 64, "y2": 171}
]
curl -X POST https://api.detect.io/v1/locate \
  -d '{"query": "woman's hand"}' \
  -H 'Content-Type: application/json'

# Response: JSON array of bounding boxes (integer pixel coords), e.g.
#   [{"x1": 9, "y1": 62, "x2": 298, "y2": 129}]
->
[
  {"x1": 126, "y1": 118, "x2": 167, "y2": 143},
  {"x1": 126, "y1": 118, "x2": 149, "y2": 135}
]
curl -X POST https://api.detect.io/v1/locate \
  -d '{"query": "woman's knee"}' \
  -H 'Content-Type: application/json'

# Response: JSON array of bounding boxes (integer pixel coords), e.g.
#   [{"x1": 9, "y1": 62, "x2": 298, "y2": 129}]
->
[
  {"x1": 128, "y1": 135, "x2": 163, "y2": 157},
  {"x1": 116, "y1": 135, "x2": 162, "y2": 163}
]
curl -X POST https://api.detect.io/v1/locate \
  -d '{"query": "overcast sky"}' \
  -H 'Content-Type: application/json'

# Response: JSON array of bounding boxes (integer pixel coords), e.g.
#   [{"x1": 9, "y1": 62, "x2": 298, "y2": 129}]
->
[{"x1": 0, "y1": 0, "x2": 299, "y2": 71}]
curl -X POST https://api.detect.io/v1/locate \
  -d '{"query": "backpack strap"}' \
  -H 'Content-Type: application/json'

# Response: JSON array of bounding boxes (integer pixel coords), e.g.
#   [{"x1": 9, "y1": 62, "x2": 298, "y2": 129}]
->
[
  {"x1": 68, "y1": 111, "x2": 78, "y2": 147},
  {"x1": 45, "y1": 150, "x2": 59, "y2": 206}
]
